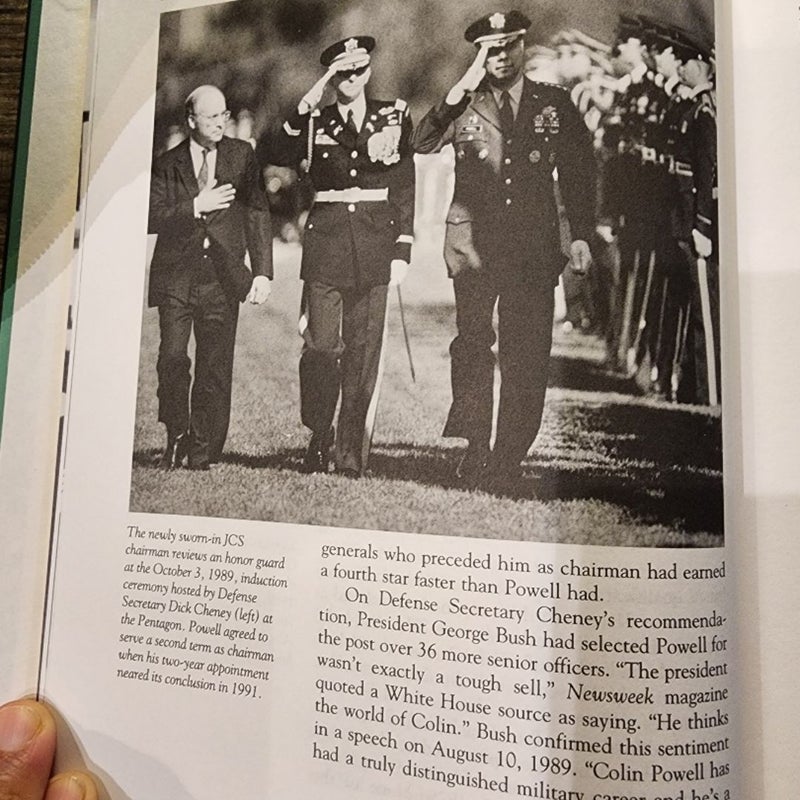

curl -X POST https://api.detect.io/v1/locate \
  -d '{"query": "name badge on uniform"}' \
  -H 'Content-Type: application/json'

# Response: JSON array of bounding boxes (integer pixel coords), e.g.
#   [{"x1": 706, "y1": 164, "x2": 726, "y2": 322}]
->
[{"x1": 461, "y1": 125, "x2": 483, "y2": 133}]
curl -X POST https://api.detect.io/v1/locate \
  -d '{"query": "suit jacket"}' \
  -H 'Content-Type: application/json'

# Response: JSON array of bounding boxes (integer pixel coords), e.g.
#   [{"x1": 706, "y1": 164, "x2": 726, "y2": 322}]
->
[
  {"x1": 412, "y1": 77, "x2": 595, "y2": 285},
  {"x1": 268, "y1": 97, "x2": 415, "y2": 288},
  {"x1": 148, "y1": 135, "x2": 272, "y2": 307}
]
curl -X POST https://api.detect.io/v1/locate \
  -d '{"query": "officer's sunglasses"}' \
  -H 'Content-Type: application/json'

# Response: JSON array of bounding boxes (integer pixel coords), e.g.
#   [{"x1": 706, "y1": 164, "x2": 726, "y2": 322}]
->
[{"x1": 338, "y1": 64, "x2": 369, "y2": 79}]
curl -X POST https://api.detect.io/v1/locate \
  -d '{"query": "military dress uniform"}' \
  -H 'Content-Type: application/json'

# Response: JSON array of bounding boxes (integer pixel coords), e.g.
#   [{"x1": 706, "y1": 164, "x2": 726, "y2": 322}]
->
[
  {"x1": 651, "y1": 74, "x2": 693, "y2": 398},
  {"x1": 269, "y1": 43, "x2": 415, "y2": 474},
  {"x1": 675, "y1": 82, "x2": 719, "y2": 405},
  {"x1": 412, "y1": 16, "x2": 595, "y2": 475}
]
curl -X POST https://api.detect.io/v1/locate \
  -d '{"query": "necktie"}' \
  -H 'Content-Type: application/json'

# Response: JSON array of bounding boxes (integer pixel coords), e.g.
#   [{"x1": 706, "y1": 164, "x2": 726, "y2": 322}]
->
[
  {"x1": 197, "y1": 147, "x2": 210, "y2": 190},
  {"x1": 346, "y1": 109, "x2": 358, "y2": 135},
  {"x1": 499, "y1": 91, "x2": 515, "y2": 139}
]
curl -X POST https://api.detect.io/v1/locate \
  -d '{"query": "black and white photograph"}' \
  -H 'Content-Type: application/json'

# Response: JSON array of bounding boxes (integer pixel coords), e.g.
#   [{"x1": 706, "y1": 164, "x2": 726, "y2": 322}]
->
[{"x1": 130, "y1": 0, "x2": 722, "y2": 547}]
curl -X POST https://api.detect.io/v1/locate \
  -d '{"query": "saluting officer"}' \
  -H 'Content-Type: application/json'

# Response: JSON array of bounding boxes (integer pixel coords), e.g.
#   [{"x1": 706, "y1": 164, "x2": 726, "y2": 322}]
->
[
  {"x1": 412, "y1": 11, "x2": 595, "y2": 489},
  {"x1": 269, "y1": 37, "x2": 415, "y2": 476}
]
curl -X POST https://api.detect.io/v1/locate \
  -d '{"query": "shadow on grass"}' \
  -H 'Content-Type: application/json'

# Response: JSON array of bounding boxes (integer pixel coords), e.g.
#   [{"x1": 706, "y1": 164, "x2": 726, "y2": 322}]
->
[
  {"x1": 366, "y1": 387, "x2": 723, "y2": 538},
  {"x1": 548, "y1": 353, "x2": 640, "y2": 395},
  {"x1": 132, "y1": 447, "x2": 306, "y2": 471},
  {"x1": 368, "y1": 439, "x2": 722, "y2": 539},
  {"x1": 132, "y1": 400, "x2": 723, "y2": 538}
]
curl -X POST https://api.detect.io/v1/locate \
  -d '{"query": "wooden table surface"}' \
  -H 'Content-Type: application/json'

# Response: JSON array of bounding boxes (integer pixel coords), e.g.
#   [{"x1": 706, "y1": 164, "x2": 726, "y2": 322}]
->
[{"x1": 0, "y1": 0, "x2": 30, "y2": 280}]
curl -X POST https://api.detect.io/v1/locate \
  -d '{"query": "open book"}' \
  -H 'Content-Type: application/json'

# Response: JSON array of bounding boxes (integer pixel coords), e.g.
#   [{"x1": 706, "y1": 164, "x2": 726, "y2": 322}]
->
[{"x1": 0, "y1": 0, "x2": 796, "y2": 797}]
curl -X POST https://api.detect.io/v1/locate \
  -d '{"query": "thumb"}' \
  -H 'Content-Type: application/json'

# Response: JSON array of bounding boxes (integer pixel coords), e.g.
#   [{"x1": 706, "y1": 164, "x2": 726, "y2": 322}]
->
[{"x1": 0, "y1": 700, "x2": 55, "y2": 800}]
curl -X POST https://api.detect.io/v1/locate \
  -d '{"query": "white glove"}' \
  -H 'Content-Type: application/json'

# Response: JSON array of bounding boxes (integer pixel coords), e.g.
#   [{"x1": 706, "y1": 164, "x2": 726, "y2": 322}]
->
[
  {"x1": 692, "y1": 229, "x2": 712, "y2": 259},
  {"x1": 246, "y1": 275, "x2": 272, "y2": 305},
  {"x1": 389, "y1": 259, "x2": 409, "y2": 287},
  {"x1": 298, "y1": 68, "x2": 336, "y2": 115},
  {"x1": 446, "y1": 44, "x2": 490, "y2": 105},
  {"x1": 569, "y1": 240, "x2": 592, "y2": 275},
  {"x1": 595, "y1": 224, "x2": 615, "y2": 244}
]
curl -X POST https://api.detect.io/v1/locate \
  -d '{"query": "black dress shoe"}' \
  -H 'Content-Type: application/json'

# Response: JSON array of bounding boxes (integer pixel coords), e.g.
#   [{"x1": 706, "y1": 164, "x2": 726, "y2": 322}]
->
[
  {"x1": 158, "y1": 433, "x2": 188, "y2": 470},
  {"x1": 455, "y1": 442, "x2": 490, "y2": 486},
  {"x1": 481, "y1": 459, "x2": 524, "y2": 496},
  {"x1": 335, "y1": 465, "x2": 361, "y2": 479},
  {"x1": 303, "y1": 427, "x2": 334, "y2": 474}
]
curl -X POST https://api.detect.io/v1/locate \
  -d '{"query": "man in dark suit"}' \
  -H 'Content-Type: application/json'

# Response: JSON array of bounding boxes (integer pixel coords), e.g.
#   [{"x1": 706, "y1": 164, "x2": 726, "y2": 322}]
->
[
  {"x1": 412, "y1": 11, "x2": 596, "y2": 490},
  {"x1": 268, "y1": 37, "x2": 415, "y2": 476},
  {"x1": 148, "y1": 85, "x2": 272, "y2": 470}
]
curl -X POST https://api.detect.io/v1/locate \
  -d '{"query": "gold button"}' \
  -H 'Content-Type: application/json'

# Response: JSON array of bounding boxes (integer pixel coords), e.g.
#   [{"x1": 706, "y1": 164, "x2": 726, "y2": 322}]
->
[
  {"x1": 505, "y1": 198, "x2": 512, "y2": 205},
  {"x1": 348, "y1": 204, "x2": 356, "y2": 212},
  {"x1": 349, "y1": 169, "x2": 357, "y2": 177},
  {"x1": 505, "y1": 178, "x2": 511, "y2": 185},
  {"x1": 504, "y1": 157, "x2": 511, "y2": 165},
  {"x1": 351, "y1": 151, "x2": 358, "y2": 158}
]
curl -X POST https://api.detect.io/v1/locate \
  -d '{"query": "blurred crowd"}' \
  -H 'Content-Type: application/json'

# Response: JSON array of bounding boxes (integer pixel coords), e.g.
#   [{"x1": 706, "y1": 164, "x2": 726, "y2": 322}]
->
[{"x1": 156, "y1": 11, "x2": 719, "y2": 408}]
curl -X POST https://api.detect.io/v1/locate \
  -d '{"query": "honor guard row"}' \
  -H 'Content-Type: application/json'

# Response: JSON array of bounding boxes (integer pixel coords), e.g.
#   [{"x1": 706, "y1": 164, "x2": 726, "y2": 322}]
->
[{"x1": 595, "y1": 15, "x2": 719, "y2": 407}]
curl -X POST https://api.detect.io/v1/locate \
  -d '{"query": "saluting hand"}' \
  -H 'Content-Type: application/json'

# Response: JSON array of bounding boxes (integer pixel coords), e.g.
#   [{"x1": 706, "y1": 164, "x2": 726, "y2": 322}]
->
[
  {"x1": 298, "y1": 68, "x2": 337, "y2": 115},
  {"x1": 447, "y1": 43, "x2": 490, "y2": 105},
  {"x1": 569, "y1": 240, "x2": 592, "y2": 275},
  {"x1": 195, "y1": 179, "x2": 236, "y2": 214}
]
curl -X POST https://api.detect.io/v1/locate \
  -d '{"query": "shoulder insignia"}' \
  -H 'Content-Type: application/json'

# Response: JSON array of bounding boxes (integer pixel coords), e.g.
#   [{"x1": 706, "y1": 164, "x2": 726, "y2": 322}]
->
[
  {"x1": 531, "y1": 80, "x2": 569, "y2": 93},
  {"x1": 694, "y1": 93, "x2": 717, "y2": 121}
]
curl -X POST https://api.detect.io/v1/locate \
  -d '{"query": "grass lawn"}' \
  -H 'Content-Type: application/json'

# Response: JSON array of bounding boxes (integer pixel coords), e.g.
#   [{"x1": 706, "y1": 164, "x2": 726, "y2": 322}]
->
[{"x1": 130, "y1": 240, "x2": 723, "y2": 547}]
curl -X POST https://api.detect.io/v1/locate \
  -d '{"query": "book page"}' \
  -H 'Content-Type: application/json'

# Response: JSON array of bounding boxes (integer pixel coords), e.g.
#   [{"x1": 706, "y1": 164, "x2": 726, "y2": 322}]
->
[
  {"x1": 728, "y1": 0, "x2": 800, "y2": 796},
  {"x1": 16, "y1": 1, "x2": 739, "y2": 798}
]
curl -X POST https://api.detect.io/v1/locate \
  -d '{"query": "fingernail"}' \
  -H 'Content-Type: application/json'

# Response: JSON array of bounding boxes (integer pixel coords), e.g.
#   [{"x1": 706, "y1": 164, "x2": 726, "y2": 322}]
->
[
  {"x1": 48, "y1": 774, "x2": 88, "y2": 800},
  {"x1": 0, "y1": 703, "x2": 42, "y2": 752}
]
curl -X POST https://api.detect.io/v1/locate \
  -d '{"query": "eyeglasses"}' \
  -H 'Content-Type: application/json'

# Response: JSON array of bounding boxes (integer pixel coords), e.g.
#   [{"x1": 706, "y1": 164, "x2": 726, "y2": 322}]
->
[
  {"x1": 192, "y1": 110, "x2": 231, "y2": 122},
  {"x1": 338, "y1": 65, "x2": 369, "y2": 79}
]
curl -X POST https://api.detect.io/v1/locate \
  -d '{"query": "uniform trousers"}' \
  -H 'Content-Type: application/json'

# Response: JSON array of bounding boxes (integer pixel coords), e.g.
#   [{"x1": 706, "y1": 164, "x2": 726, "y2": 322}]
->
[
  {"x1": 677, "y1": 244, "x2": 720, "y2": 406},
  {"x1": 300, "y1": 281, "x2": 388, "y2": 473},
  {"x1": 157, "y1": 277, "x2": 238, "y2": 467},
  {"x1": 443, "y1": 269, "x2": 555, "y2": 469}
]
